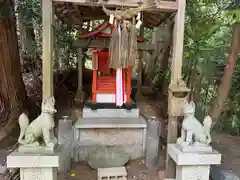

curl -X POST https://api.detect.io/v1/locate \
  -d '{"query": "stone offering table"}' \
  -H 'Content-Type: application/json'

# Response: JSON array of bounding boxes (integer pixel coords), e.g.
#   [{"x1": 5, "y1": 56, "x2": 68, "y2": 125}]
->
[
  {"x1": 73, "y1": 108, "x2": 147, "y2": 162},
  {"x1": 167, "y1": 144, "x2": 221, "y2": 180},
  {"x1": 7, "y1": 151, "x2": 59, "y2": 180}
]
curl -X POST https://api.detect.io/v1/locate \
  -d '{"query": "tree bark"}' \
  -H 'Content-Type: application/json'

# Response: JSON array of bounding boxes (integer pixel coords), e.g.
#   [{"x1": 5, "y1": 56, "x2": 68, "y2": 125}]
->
[
  {"x1": 209, "y1": 23, "x2": 240, "y2": 126},
  {"x1": 135, "y1": 26, "x2": 144, "y2": 100},
  {"x1": 144, "y1": 20, "x2": 173, "y2": 86},
  {"x1": 0, "y1": 0, "x2": 27, "y2": 141},
  {"x1": 18, "y1": 17, "x2": 35, "y2": 58}
]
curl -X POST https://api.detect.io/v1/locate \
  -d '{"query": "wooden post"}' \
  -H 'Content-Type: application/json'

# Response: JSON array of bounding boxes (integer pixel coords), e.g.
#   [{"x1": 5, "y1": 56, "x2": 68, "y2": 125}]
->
[
  {"x1": 165, "y1": 0, "x2": 186, "y2": 178},
  {"x1": 170, "y1": 0, "x2": 186, "y2": 84},
  {"x1": 75, "y1": 48, "x2": 85, "y2": 103},
  {"x1": 42, "y1": 0, "x2": 54, "y2": 99}
]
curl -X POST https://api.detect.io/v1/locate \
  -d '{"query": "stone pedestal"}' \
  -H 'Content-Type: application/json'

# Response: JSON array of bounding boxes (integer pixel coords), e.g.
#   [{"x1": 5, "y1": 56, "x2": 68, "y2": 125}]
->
[
  {"x1": 167, "y1": 144, "x2": 221, "y2": 180},
  {"x1": 73, "y1": 115, "x2": 147, "y2": 162},
  {"x1": 57, "y1": 119, "x2": 73, "y2": 172},
  {"x1": 7, "y1": 151, "x2": 59, "y2": 180}
]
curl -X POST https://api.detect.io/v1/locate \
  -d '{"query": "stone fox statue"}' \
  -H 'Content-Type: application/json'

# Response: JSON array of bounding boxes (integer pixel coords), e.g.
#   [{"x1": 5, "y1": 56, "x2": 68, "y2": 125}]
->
[
  {"x1": 178, "y1": 101, "x2": 212, "y2": 145},
  {"x1": 18, "y1": 97, "x2": 57, "y2": 148}
]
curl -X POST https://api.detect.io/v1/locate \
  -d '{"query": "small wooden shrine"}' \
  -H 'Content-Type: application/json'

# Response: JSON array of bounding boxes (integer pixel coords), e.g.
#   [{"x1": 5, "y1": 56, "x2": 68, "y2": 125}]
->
[
  {"x1": 79, "y1": 21, "x2": 142, "y2": 107},
  {"x1": 42, "y1": 0, "x2": 189, "y2": 178}
]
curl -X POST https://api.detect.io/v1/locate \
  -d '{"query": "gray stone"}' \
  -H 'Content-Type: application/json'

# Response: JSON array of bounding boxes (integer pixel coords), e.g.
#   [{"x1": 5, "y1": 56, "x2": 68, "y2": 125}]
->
[
  {"x1": 146, "y1": 118, "x2": 161, "y2": 168},
  {"x1": 75, "y1": 116, "x2": 147, "y2": 129},
  {"x1": 57, "y1": 120, "x2": 74, "y2": 173},
  {"x1": 18, "y1": 144, "x2": 55, "y2": 154},
  {"x1": 58, "y1": 118, "x2": 73, "y2": 145},
  {"x1": 177, "y1": 143, "x2": 213, "y2": 153},
  {"x1": 57, "y1": 143, "x2": 72, "y2": 173},
  {"x1": 73, "y1": 116, "x2": 147, "y2": 162},
  {"x1": 75, "y1": 128, "x2": 146, "y2": 161},
  {"x1": 211, "y1": 165, "x2": 240, "y2": 180},
  {"x1": 7, "y1": 150, "x2": 59, "y2": 180},
  {"x1": 82, "y1": 108, "x2": 139, "y2": 118},
  {"x1": 0, "y1": 163, "x2": 7, "y2": 175},
  {"x1": 87, "y1": 146, "x2": 130, "y2": 169}
]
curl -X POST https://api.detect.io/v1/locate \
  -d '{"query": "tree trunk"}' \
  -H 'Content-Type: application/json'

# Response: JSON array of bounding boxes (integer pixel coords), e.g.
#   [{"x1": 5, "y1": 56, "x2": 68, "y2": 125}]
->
[
  {"x1": 18, "y1": 18, "x2": 35, "y2": 58},
  {"x1": 135, "y1": 26, "x2": 144, "y2": 100},
  {"x1": 144, "y1": 20, "x2": 173, "y2": 86},
  {"x1": 17, "y1": 0, "x2": 38, "y2": 73},
  {"x1": 0, "y1": 0, "x2": 27, "y2": 141},
  {"x1": 209, "y1": 23, "x2": 240, "y2": 126}
]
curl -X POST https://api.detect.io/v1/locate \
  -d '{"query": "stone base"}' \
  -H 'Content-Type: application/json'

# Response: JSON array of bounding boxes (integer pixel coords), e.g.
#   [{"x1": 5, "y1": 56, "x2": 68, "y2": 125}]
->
[
  {"x1": 74, "y1": 90, "x2": 85, "y2": 103},
  {"x1": 18, "y1": 144, "x2": 55, "y2": 154},
  {"x1": 57, "y1": 120, "x2": 73, "y2": 172},
  {"x1": 73, "y1": 116, "x2": 147, "y2": 162},
  {"x1": 83, "y1": 107, "x2": 139, "y2": 118},
  {"x1": 19, "y1": 168, "x2": 57, "y2": 180},
  {"x1": 7, "y1": 151, "x2": 59, "y2": 180},
  {"x1": 58, "y1": 144, "x2": 72, "y2": 173},
  {"x1": 176, "y1": 143, "x2": 213, "y2": 153},
  {"x1": 167, "y1": 144, "x2": 221, "y2": 180}
]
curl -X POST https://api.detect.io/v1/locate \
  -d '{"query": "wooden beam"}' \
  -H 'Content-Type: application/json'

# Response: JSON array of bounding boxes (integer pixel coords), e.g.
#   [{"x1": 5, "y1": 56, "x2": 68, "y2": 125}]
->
[
  {"x1": 73, "y1": 39, "x2": 156, "y2": 51},
  {"x1": 53, "y1": 0, "x2": 142, "y2": 7},
  {"x1": 53, "y1": 0, "x2": 178, "y2": 12},
  {"x1": 155, "y1": 0, "x2": 177, "y2": 12},
  {"x1": 42, "y1": 0, "x2": 54, "y2": 99}
]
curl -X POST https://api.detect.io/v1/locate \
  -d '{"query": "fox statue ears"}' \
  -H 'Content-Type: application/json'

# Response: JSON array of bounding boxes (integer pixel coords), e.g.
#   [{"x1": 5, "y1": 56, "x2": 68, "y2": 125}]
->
[
  {"x1": 183, "y1": 100, "x2": 196, "y2": 109},
  {"x1": 42, "y1": 97, "x2": 55, "y2": 105},
  {"x1": 189, "y1": 101, "x2": 195, "y2": 109}
]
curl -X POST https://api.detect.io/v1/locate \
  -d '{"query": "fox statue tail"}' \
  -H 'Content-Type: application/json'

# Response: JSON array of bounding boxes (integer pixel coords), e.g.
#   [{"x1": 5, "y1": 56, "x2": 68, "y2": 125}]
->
[
  {"x1": 203, "y1": 115, "x2": 212, "y2": 132},
  {"x1": 18, "y1": 113, "x2": 30, "y2": 144},
  {"x1": 203, "y1": 115, "x2": 212, "y2": 144}
]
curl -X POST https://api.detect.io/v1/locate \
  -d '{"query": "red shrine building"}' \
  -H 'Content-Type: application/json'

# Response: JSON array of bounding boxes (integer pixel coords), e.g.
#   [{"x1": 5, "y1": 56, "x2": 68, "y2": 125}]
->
[{"x1": 80, "y1": 21, "x2": 141, "y2": 108}]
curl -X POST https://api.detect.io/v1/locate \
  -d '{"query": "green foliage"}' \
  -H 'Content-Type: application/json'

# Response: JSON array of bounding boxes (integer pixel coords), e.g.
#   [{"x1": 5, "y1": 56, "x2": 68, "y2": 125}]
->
[
  {"x1": 183, "y1": 0, "x2": 240, "y2": 134},
  {"x1": 149, "y1": 0, "x2": 240, "y2": 135},
  {"x1": 17, "y1": 0, "x2": 78, "y2": 68},
  {"x1": 16, "y1": 0, "x2": 240, "y2": 135}
]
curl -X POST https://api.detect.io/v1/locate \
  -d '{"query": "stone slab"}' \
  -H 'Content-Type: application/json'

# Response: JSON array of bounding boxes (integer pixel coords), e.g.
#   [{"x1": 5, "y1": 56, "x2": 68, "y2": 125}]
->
[
  {"x1": 20, "y1": 167, "x2": 57, "y2": 180},
  {"x1": 7, "y1": 151, "x2": 59, "y2": 168},
  {"x1": 176, "y1": 164, "x2": 210, "y2": 180},
  {"x1": 83, "y1": 108, "x2": 139, "y2": 118},
  {"x1": 98, "y1": 167, "x2": 127, "y2": 177},
  {"x1": 167, "y1": 144, "x2": 221, "y2": 165},
  {"x1": 57, "y1": 133, "x2": 73, "y2": 172},
  {"x1": 73, "y1": 128, "x2": 146, "y2": 161},
  {"x1": 75, "y1": 116, "x2": 147, "y2": 129},
  {"x1": 85, "y1": 100, "x2": 137, "y2": 109},
  {"x1": 18, "y1": 144, "x2": 55, "y2": 154},
  {"x1": 176, "y1": 143, "x2": 213, "y2": 153},
  {"x1": 210, "y1": 165, "x2": 240, "y2": 180},
  {"x1": 58, "y1": 119, "x2": 73, "y2": 144}
]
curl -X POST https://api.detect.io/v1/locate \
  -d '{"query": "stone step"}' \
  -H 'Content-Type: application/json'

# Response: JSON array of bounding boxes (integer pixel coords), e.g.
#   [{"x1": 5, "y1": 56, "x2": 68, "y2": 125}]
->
[
  {"x1": 83, "y1": 108, "x2": 139, "y2": 118},
  {"x1": 75, "y1": 116, "x2": 147, "y2": 129},
  {"x1": 98, "y1": 167, "x2": 127, "y2": 180}
]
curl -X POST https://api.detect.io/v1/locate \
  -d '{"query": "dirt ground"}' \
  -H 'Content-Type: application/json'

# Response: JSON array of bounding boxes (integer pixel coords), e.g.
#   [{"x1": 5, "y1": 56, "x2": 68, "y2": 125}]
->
[
  {"x1": 211, "y1": 132, "x2": 240, "y2": 177},
  {"x1": 58, "y1": 158, "x2": 165, "y2": 180},
  {"x1": 56, "y1": 132, "x2": 240, "y2": 180}
]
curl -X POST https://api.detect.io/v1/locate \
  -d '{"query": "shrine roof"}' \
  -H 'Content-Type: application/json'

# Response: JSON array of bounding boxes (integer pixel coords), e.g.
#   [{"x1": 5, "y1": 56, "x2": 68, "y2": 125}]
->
[
  {"x1": 54, "y1": 0, "x2": 177, "y2": 29},
  {"x1": 79, "y1": 21, "x2": 142, "y2": 41}
]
